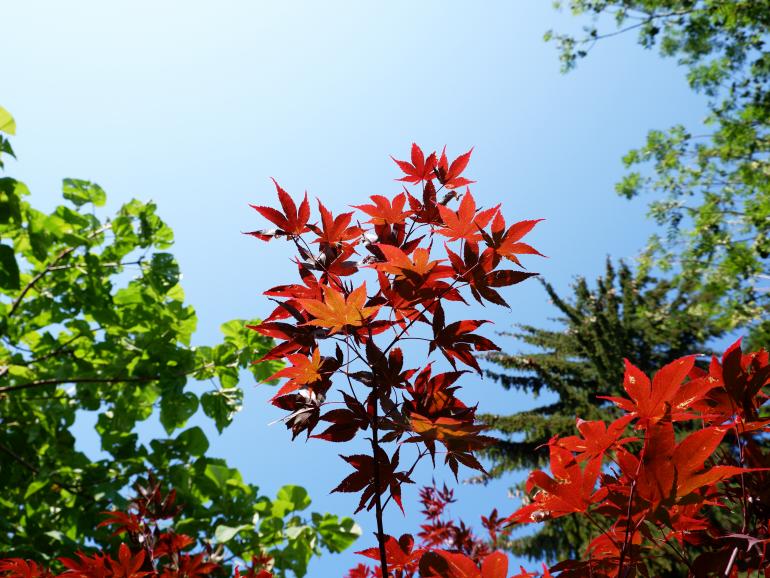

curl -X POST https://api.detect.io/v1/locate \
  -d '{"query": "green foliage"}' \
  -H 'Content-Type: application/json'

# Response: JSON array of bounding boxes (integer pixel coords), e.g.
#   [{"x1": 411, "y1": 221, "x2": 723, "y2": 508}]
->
[
  {"x1": 0, "y1": 117, "x2": 358, "y2": 576},
  {"x1": 549, "y1": 0, "x2": 770, "y2": 347},
  {"x1": 0, "y1": 107, "x2": 15, "y2": 136},
  {"x1": 481, "y1": 260, "x2": 719, "y2": 562},
  {"x1": 0, "y1": 107, "x2": 15, "y2": 173}
]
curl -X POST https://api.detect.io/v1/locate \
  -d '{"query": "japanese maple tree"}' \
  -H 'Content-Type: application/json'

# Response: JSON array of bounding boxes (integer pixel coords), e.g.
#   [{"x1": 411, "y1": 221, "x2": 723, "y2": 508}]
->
[
  {"x1": 508, "y1": 339, "x2": 770, "y2": 576},
  {"x1": 247, "y1": 144, "x2": 543, "y2": 577}
]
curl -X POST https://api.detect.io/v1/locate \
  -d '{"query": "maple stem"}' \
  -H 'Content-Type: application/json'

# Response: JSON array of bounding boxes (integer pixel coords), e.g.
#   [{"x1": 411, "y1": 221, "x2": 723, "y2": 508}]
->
[
  {"x1": 725, "y1": 416, "x2": 746, "y2": 577},
  {"x1": 617, "y1": 473, "x2": 640, "y2": 577},
  {"x1": 724, "y1": 547, "x2": 739, "y2": 576},
  {"x1": 369, "y1": 394, "x2": 389, "y2": 578}
]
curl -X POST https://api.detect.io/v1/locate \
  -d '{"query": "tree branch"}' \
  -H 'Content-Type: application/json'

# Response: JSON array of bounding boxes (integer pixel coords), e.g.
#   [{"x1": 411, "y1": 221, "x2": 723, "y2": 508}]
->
[{"x1": 0, "y1": 374, "x2": 159, "y2": 394}]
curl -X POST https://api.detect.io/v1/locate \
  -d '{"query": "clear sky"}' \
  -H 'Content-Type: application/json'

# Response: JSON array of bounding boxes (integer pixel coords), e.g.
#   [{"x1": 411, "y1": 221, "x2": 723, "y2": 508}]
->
[{"x1": 2, "y1": 1, "x2": 708, "y2": 575}]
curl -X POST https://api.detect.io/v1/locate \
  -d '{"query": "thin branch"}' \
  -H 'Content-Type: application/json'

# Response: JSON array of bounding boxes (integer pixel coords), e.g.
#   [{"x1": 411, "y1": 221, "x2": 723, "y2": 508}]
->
[
  {"x1": 368, "y1": 335, "x2": 389, "y2": 578},
  {"x1": 0, "y1": 374, "x2": 159, "y2": 395},
  {"x1": 19, "y1": 333, "x2": 89, "y2": 366}
]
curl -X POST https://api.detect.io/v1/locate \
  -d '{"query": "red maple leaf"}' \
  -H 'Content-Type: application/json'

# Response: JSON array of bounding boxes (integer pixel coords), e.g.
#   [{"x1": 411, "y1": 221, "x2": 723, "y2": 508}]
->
[
  {"x1": 176, "y1": 553, "x2": 219, "y2": 578},
  {"x1": 266, "y1": 348, "x2": 324, "y2": 399},
  {"x1": 354, "y1": 193, "x2": 413, "y2": 225},
  {"x1": 436, "y1": 191, "x2": 498, "y2": 243},
  {"x1": 435, "y1": 147, "x2": 476, "y2": 189},
  {"x1": 507, "y1": 444, "x2": 606, "y2": 524},
  {"x1": 345, "y1": 564, "x2": 373, "y2": 578},
  {"x1": 602, "y1": 356, "x2": 712, "y2": 427},
  {"x1": 312, "y1": 393, "x2": 370, "y2": 443},
  {"x1": 373, "y1": 244, "x2": 453, "y2": 283},
  {"x1": 271, "y1": 389, "x2": 323, "y2": 440},
  {"x1": 430, "y1": 306, "x2": 500, "y2": 374},
  {"x1": 97, "y1": 510, "x2": 142, "y2": 535},
  {"x1": 404, "y1": 365, "x2": 467, "y2": 419},
  {"x1": 634, "y1": 420, "x2": 749, "y2": 507},
  {"x1": 556, "y1": 415, "x2": 636, "y2": 462},
  {"x1": 407, "y1": 180, "x2": 443, "y2": 225},
  {"x1": 154, "y1": 531, "x2": 195, "y2": 557},
  {"x1": 356, "y1": 534, "x2": 424, "y2": 574},
  {"x1": 418, "y1": 550, "x2": 509, "y2": 578},
  {"x1": 445, "y1": 242, "x2": 537, "y2": 307},
  {"x1": 0, "y1": 560, "x2": 48, "y2": 578},
  {"x1": 332, "y1": 447, "x2": 413, "y2": 513},
  {"x1": 107, "y1": 545, "x2": 149, "y2": 578},
  {"x1": 310, "y1": 201, "x2": 362, "y2": 246},
  {"x1": 247, "y1": 179, "x2": 310, "y2": 240},
  {"x1": 392, "y1": 143, "x2": 438, "y2": 184},
  {"x1": 409, "y1": 414, "x2": 493, "y2": 474},
  {"x1": 59, "y1": 551, "x2": 111, "y2": 578},
  {"x1": 485, "y1": 213, "x2": 545, "y2": 266},
  {"x1": 693, "y1": 338, "x2": 770, "y2": 427}
]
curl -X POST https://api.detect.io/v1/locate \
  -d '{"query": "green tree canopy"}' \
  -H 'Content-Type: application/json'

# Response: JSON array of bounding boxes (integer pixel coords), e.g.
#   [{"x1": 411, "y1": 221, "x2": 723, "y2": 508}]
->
[
  {"x1": 0, "y1": 110, "x2": 359, "y2": 576},
  {"x1": 481, "y1": 260, "x2": 719, "y2": 565},
  {"x1": 549, "y1": 0, "x2": 770, "y2": 346}
]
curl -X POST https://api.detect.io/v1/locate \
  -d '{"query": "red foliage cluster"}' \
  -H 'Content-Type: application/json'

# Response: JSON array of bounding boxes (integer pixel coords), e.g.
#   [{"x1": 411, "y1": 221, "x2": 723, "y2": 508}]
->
[
  {"x1": 346, "y1": 483, "x2": 530, "y2": 578},
  {"x1": 0, "y1": 479, "x2": 271, "y2": 578},
  {"x1": 509, "y1": 340, "x2": 770, "y2": 577},
  {"x1": 247, "y1": 143, "x2": 542, "y2": 576},
  {"x1": 248, "y1": 143, "x2": 541, "y2": 514}
]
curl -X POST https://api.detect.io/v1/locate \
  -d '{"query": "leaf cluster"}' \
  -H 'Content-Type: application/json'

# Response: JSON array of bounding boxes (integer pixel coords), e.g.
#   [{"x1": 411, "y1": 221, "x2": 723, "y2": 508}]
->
[
  {"x1": 0, "y1": 477, "x2": 274, "y2": 578},
  {"x1": 481, "y1": 260, "x2": 720, "y2": 564},
  {"x1": 247, "y1": 143, "x2": 543, "y2": 576},
  {"x1": 508, "y1": 340, "x2": 770, "y2": 576},
  {"x1": 0, "y1": 112, "x2": 357, "y2": 576}
]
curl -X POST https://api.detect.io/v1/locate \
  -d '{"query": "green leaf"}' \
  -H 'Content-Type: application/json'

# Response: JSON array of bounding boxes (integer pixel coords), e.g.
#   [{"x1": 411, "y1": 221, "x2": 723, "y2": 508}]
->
[
  {"x1": 0, "y1": 107, "x2": 15, "y2": 135},
  {"x1": 202, "y1": 462, "x2": 248, "y2": 493},
  {"x1": 62, "y1": 179, "x2": 107, "y2": 207},
  {"x1": 285, "y1": 524, "x2": 310, "y2": 540},
  {"x1": 220, "y1": 319, "x2": 246, "y2": 343},
  {"x1": 0, "y1": 243, "x2": 20, "y2": 290},
  {"x1": 272, "y1": 485, "x2": 311, "y2": 517},
  {"x1": 201, "y1": 388, "x2": 243, "y2": 433},
  {"x1": 24, "y1": 480, "x2": 48, "y2": 500},
  {"x1": 277, "y1": 485, "x2": 311, "y2": 510},
  {"x1": 176, "y1": 426, "x2": 209, "y2": 457},
  {"x1": 147, "y1": 253, "x2": 180, "y2": 294},
  {"x1": 159, "y1": 392, "x2": 199, "y2": 433},
  {"x1": 315, "y1": 514, "x2": 361, "y2": 553},
  {"x1": 26, "y1": 208, "x2": 52, "y2": 262},
  {"x1": 214, "y1": 523, "x2": 253, "y2": 543},
  {"x1": 0, "y1": 178, "x2": 22, "y2": 224}
]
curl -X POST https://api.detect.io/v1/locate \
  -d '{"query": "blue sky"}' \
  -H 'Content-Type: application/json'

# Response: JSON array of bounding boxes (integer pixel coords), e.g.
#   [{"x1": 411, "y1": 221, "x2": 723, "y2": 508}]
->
[{"x1": 2, "y1": 1, "x2": 708, "y2": 575}]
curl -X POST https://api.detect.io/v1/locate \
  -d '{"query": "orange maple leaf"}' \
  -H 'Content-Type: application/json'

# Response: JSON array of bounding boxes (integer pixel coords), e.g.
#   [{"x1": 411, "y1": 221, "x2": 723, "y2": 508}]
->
[
  {"x1": 267, "y1": 348, "x2": 324, "y2": 399},
  {"x1": 297, "y1": 283, "x2": 380, "y2": 334},
  {"x1": 374, "y1": 245, "x2": 452, "y2": 281}
]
